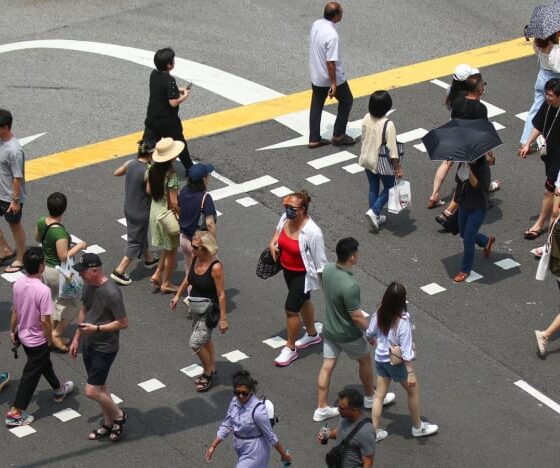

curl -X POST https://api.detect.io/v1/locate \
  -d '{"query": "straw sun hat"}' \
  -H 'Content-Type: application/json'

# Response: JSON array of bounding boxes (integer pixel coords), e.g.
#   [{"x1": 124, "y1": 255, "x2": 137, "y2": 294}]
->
[{"x1": 152, "y1": 137, "x2": 185, "y2": 163}]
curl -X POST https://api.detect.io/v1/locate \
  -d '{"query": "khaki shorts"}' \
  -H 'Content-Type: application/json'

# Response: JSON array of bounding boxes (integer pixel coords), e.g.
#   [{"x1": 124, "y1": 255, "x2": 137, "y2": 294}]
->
[
  {"x1": 323, "y1": 335, "x2": 369, "y2": 361},
  {"x1": 43, "y1": 265, "x2": 80, "y2": 322}
]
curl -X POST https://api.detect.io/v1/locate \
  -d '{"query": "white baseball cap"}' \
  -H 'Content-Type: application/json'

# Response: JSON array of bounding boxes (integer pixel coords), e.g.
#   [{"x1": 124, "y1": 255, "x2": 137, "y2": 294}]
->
[{"x1": 453, "y1": 63, "x2": 480, "y2": 81}]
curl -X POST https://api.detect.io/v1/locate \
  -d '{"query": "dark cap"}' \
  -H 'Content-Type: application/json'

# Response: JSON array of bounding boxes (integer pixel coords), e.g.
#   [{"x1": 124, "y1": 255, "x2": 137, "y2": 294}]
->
[
  {"x1": 73, "y1": 253, "x2": 102, "y2": 272},
  {"x1": 188, "y1": 163, "x2": 214, "y2": 182}
]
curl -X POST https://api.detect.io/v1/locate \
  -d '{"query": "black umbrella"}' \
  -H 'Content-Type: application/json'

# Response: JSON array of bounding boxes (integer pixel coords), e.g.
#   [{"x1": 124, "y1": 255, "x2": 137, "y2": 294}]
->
[
  {"x1": 525, "y1": 1, "x2": 560, "y2": 40},
  {"x1": 422, "y1": 118, "x2": 502, "y2": 162}
]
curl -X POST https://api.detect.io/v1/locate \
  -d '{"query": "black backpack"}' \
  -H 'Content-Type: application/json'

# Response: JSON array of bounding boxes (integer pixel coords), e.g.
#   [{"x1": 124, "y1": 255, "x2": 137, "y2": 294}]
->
[{"x1": 325, "y1": 418, "x2": 371, "y2": 468}]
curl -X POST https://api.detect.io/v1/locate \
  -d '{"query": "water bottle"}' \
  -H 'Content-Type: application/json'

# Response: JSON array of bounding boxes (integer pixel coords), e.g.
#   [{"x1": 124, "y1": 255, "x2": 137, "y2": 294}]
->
[
  {"x1": 320, "y1": 423, "x2": 329, "y2": 445},
  {"x1": 282, "y1": 448, "x2": 291, "y2": 467}
]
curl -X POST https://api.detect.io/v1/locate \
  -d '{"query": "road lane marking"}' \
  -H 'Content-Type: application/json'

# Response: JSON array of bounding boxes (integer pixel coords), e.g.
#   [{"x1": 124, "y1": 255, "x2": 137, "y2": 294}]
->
[
  {"x1": 12, "y1": 36, "x2": 532, "y2": 181},
  {"x1": 9, "y1": 426, "x2": 36, "y2": 438},
  {"x1": 209, "y1": 175, "x2": 277, "y2": 201},
  {"x1": 420, "y1": 283, "x2": 446, "y2": 295},
  {"x1": 270, "y1": 186, "x2": 294, "y2": 197},
  {"x1": 343, "y1": 163, "x2": 364, "y2": 174},
  {"x1": 221, "y1": 350, "x2": 249, "y2": 363},
  {"x1": 514, "y1": 380, "x2": 560, "y2": 415},
  {"x1": 494, "y1": 258, "x2": 521, "y2": 270},
  {"x1": 308, "y1": 150, "x2": 356, "y2": 169},
  {"x1": 306, "y1": 174, "x2": 331, "y2": 185},
  {"x1": 236, "y1": 197, "x2": 259, "y2": 207},
  {"x1": 138, "y1": 378, "x2": 166, "y2": 392},
  {"x1": 397, "y1": 128, "x2": 428, "y2": 143}
]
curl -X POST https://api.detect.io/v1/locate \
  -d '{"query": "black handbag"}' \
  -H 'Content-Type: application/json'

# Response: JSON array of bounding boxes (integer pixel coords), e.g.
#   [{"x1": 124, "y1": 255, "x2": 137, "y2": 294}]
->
[
  {"x1": 325, "y1": 418, "x2": 371, "y2": 468},
  {"x1": 256, "y1": 248, "x2": 281, "y2": 279}
]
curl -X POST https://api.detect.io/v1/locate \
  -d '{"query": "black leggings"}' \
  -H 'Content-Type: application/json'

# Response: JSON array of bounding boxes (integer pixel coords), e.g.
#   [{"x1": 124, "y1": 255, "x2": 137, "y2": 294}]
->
[
  {"x1": 283, "y1": 269, "x2": 310, "y2": 313},
  {"x1": 13, "y1": 343, "x2": 60, "y2": 410}
]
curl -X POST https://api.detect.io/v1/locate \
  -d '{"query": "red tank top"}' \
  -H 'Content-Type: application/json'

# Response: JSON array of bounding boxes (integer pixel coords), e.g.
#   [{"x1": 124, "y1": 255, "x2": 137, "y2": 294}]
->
[{"x1": 278, "y1": 229, "x2": 305, "y2": 272}]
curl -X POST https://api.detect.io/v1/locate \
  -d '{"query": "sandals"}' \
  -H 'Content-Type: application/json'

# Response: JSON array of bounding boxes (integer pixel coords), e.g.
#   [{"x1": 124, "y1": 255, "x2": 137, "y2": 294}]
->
[
  {"x1": 524, "y1": 229, "x2": 545, "y2": 240},
  {"x1": 109, "y1": 411, "x2": 128, "y2": 442},
  {"x1": 88, "y1": 423, "x2": 112, "y2": 440},
  {"x1": 196, "y1": 372, "x2": 216, "y2": 393},
  {"x1": 4, "y1": 263, "x2": 23, "y2": 273},
  {"x1": 427, "y1": 199, "x2": 445, "y2": 209},
  {"x1": 0, "y1": 252, "x2": 16, "y2": 265},
  {"x1": 453, "y1": 272, "x2": 469, "y2": 283}
]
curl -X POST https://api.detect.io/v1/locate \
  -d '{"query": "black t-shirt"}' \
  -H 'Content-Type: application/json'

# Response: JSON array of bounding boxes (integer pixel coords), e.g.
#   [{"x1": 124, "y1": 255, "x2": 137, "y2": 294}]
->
[
  {"x1": 532, "y1": 102, "x2": 560, "y2": 168},
  {"x1": 451, "y1": 97, "x2": 488, "y2": 120},
  {"x1": 455, "y1": 157, "x2": 490, "y2": 210},
  {"x1": 146, "y1": 70, "x2": 180, "y2": 121}
]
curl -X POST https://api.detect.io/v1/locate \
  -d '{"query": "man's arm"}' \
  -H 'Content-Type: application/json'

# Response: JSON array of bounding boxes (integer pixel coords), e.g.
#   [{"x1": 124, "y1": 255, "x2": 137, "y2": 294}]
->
[
  {"x1": 362, "y1": 454, "x2": 374, "y2": 468},
  {"x1": 169, "y1": 88, "x2": 190, "y2": 107},
  {"x1": 349, "y1": 309, "x2": 369, "y2": 331},
  {"x1": 7, "y1": 177, "x2": 22, "y2": 214},
  {"x1": 326, "y1": 61, "x2": 337, "y2": 97},
  {"x1": 41, "y1": 315, "x2": 53, "y2": 347},
  {"x1": 9, "y1": 308, "x2": 18, "y2": 345}
]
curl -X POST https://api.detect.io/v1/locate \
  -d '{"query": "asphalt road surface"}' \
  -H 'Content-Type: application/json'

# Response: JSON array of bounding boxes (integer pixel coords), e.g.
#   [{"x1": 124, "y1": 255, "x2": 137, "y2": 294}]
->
[{"x1": 1, "y1": 2, "x2": 559, "y2": 467}]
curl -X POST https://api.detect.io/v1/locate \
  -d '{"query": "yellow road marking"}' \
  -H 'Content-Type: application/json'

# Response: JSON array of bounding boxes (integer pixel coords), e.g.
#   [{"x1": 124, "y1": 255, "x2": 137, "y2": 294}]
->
[{"x1": 27, "y1": 37, "x2": 533, "y2": 181}]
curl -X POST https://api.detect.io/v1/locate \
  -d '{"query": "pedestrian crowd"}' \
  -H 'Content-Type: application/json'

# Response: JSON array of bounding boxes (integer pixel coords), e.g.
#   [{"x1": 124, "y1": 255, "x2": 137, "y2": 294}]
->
[{"x1": 1, "y1": 1, "x2": 560, "y2": 466}]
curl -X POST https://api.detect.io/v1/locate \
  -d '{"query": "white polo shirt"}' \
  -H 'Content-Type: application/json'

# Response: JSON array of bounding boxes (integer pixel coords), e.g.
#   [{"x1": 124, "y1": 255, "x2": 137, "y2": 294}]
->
[{"x1": 309, "y1": 18, "x2": 346, "y2": 87}]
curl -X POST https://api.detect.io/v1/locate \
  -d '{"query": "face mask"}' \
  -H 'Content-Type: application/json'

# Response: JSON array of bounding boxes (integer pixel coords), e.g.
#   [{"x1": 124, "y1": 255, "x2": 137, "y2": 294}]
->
[{"x1": 285, "y1": 207, "x2": 298, "y2": 219}]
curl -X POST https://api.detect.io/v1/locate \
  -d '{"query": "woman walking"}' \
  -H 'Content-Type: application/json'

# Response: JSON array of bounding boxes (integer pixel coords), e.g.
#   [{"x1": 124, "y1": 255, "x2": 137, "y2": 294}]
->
[
  {"x1": 520, "y1": 32, "x2": 560, "y2": 148},
  {"x1": 36, "y1": 192, "x2": 87, "y2": 352},
  {"x1": 170, "y1": 231, "x2": 227, "y2": 392},
  {"x1": 366, "y1": 282, "x2": 438, "y2": 442},
  {"x1": 147, "y1": 138, "x2": 182, "y2": 293},
  {"x1": 268, "y1": 190, "x2": 327, "y2": 367},
  {"x1": 205, "y1": 370, "x2": 292, "y2": 467},
  {"x1": 359, "y1": 90, "x2": 403, "y2": 232},
  {"x1": 178, "y1": 162, "x2": 217, "y2": 274},
  {"x1": 111, "y1": 140, "x2": 159, "y2": 286}
]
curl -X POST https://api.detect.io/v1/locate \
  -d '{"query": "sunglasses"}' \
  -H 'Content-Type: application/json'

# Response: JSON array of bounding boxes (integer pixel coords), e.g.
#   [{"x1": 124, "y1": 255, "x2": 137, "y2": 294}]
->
[
  {"x1": 233, "y1": 389, "x2": 250, "y2": 397},
  {"x1": 283, "y1": 204, "x2": 302, "y2": 210}
]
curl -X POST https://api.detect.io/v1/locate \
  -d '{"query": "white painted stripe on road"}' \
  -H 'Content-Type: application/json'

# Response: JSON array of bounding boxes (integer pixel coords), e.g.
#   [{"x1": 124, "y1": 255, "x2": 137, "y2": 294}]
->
[
  {"x1": 308, "y1": 151, "x2": 356, "y2": 169},
  {"x1": 83, "y1": 245, "x2": 106, "y2": 255},
  {"x1": 430, "y1": 79, "x2": 505, "y2": 117},
  {"x1": 343, "y1": 163, "x2": 363, "y2": 174},
  {"x1": 514, "y1": 380, "x2": 560, "y2": 415},
  {"x1": 53, "y1": 409, "x2": 81, "y2": 422},
  {"x1": 117, "y1": 217, "x2": 127, "y2": 226},
  {"x1": 180, "y1": 364, "x2": 204, "y2": 377},
  {"x1": 516, "y1": 112, "x2": 528, "y2": 122},
  {"x1": 121, "y1": 234, "x2": 128, "y2": 241},
  {"x1": 492, "y1": 122, "x2": 505, "y2": 130},
  {"x1": 9, "y1": 426, "x2": 36, "y2": 438},
  {"x1": 19, "y1": 132, "x2": 46, "y2": 147},
  {"x1": 262, "y1": 336, "x2": 288, "y2": 349},
  {"x1": 270, "y1": 186, "x2": 294, "y2": 197},
  {"x1": 70, "y1": 234, "x2": 83, "y2": 244},
  {"x1": 466, "y1": 270, "x2": 483, "y2": 282},
  {"x1": 494, "y1": 258, "x2": 521, "y2": 270},
  {"x1": 221, "y1": 350, "x2": 249, "y2": 363},
  {"x1": 306, "y1": 174, "x2": 331, "y2": 185},
  {"x1": 420, "y1": 283, "x2": 446, "y2": 295},
  {"x1": 111, "y1": 393, "x2": 123, "y2": 404},
  {"x1": 397, "y1": 128, "x2": 428, "y2": 143},
  {"x1": 138, "y1": 378, "x2": 166, "y2": 392},
  {"x1": 1, "y1": 271, "x2": 24, "y2": 283},
  {"x1": 236, "y1": 197, "x2": 258, "y2": 207},
  {"x1": 210, "y1": 175, "x2": 278, "y2": 201},
  {"x1": 413, "y1": 143, "x2": 427, "y2": 152}
]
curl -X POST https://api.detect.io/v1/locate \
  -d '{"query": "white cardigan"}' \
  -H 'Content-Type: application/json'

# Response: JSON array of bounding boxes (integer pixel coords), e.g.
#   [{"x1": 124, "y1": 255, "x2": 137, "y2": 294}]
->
[
  {"x1": 276, "y1": 214, "x2": 328, "y2": 293},
  {"x1": 358, "y1": 114, "x2": 399, "y2": 173}
]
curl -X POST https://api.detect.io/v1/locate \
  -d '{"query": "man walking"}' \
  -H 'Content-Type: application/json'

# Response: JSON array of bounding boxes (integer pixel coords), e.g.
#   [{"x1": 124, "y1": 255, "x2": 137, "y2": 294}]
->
[
  {"x1": 143, "y1": 47, "x2": 192, "y2": 173},
  {"x1": 314, "y1": 238, "x2": 394, "y2": 422},
  {"x1": 6, "y1": 247, "x2": 73, "y2": 427},
  {"x1": 519, "y1": 78, "x2": 560, "y2": 240},
  {"x1": 308, "y1": 2, "x2": 355, "y2": 149},
  {"x1": 69, "y1": 253, "x2": 128, "y2": 441},
  {"x1": 317, "y1": 389, "x2": 375, "y2": 468},
  {"x1": 0, "y1": 109, "x2": 26, "y2": 273}
]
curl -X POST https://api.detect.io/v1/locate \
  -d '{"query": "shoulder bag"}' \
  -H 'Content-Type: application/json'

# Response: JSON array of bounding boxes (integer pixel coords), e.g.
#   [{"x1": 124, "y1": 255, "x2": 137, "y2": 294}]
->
[
  {"x1": 41, "y1": 221, "x2": 64, "y2": 244},
  {"x1": 156, "y1": 182, "x2": 180, "y2": 236},
  {"x1": 325, "y1": 418, "x2": 372, "y2": 468},
  {"x1": 377, "y1": 120, "x2": 405, "y2": 176},
  {"x1": 197, "y1": 192, "x2": 210, "y2": 231}
]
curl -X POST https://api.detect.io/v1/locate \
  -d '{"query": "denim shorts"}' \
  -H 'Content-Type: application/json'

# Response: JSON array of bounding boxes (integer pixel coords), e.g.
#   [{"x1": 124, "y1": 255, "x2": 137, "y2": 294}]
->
[{"x1": 375, "y1": 360, "x2": 408, "y2": 382}]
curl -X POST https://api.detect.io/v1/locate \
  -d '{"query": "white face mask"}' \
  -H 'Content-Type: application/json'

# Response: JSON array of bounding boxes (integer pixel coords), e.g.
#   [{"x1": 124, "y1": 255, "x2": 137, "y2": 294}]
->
[{"x1": 457, "y1": 163, "x2": 470, "y2": 182}]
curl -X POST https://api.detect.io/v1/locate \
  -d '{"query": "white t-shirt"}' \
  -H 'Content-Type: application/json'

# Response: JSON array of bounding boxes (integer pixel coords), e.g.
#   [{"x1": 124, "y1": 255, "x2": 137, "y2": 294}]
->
[{"x1": 309, "y1": 18, "x2": 346, "y2": 87}]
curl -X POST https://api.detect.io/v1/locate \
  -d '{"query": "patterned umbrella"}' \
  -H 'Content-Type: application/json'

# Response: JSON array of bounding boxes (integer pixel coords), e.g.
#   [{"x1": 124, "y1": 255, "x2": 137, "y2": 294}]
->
[{"x1": 525, "y1": 1, "x2": 560, "y2": 40}]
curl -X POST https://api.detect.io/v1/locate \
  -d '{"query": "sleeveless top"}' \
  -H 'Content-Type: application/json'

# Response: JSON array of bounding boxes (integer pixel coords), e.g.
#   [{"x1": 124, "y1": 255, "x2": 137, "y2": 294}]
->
[
  {"x1": 278, "y1": 229, "x2": 305, "y2": 272},
  {"x1": 188, "y1": 258, "x2": 220, "y2": 302}
]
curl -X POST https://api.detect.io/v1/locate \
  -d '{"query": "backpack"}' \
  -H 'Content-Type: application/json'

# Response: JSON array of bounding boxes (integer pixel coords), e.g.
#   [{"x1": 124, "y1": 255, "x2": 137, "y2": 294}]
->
[{"x1": 252, "y1": 397, "x2": 278, "y2": 429}]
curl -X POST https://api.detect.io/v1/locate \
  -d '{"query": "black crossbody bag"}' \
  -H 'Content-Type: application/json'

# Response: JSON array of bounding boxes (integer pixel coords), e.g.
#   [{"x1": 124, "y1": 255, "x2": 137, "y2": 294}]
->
[{"x1": 325, "y1": 418, "x2": 372, "y2": 468}]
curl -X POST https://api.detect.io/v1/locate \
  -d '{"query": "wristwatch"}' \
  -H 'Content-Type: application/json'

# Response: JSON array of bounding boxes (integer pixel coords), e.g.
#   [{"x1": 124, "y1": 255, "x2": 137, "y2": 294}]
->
[{"x1": 11, "y1": 197, "x2": 20, "y2": 203}]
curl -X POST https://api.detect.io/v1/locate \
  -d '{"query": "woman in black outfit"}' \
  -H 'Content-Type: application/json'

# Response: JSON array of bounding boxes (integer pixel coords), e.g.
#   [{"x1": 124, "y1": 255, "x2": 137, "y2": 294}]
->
[{"x1": 170, "y1": 231, "x2": 228, "y2": 391}]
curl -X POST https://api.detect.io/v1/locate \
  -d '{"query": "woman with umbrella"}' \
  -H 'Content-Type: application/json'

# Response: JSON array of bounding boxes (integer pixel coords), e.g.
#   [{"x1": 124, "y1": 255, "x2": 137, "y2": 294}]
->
[{"x1": 521, "y1": 3, "x2": 560, "y2": 149}]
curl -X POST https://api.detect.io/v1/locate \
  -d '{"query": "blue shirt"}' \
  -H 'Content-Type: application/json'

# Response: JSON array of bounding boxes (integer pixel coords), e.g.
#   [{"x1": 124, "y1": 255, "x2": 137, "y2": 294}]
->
[{"x1": 178, "y1": 187, "x2": 216, "y2": 239}]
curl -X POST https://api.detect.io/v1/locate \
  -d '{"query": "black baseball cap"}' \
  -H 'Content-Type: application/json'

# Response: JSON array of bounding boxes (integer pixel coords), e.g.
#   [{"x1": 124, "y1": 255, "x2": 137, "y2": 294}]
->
[{"x1": 73, "y1": 253, "x2": 102, "y2": 272}]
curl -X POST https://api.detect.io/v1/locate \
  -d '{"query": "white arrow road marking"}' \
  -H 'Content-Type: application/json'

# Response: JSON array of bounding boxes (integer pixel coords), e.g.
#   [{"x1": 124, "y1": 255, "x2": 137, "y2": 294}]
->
[{"x1": 19, "y1": 132, "x2": 45, "y2": 147}]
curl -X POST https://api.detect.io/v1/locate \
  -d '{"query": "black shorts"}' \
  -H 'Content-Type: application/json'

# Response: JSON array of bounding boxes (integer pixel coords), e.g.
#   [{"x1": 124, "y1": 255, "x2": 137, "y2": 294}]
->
[
  {"x1": 283, "y1": 268, "x2": 310, "y2": 313},
  {"x1": 83, "y1": 347, "x2": 117, "y2": 386},
  {"x1": 0, "y1": 200, "x2": 22, "y2": 224},
  {"x1": 543, "y1": 157, "x2": 560, "y2": 193}
]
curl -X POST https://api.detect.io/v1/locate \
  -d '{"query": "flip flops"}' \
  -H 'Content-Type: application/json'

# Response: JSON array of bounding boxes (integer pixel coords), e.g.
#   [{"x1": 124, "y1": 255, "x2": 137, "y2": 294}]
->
[
  {"x1": 4, "y1": 263, "x2": 23, "y2": 273},
  {"x1": 524, "y1": 229, "x2": 545, "y2": 240},
  {"x1": 427, "y1": 199, "x2": 445, "y2": 209},
  {"x1": 0, "y1": 252, "x2": 16, "y2": 265}
]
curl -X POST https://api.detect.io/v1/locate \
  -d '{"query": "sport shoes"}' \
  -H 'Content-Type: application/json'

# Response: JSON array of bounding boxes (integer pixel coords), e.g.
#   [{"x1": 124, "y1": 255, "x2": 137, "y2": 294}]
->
[
  {"x1": 363, "y1": 395, "x2": 375, "y2": 409},
  {"x1": 411, "y1": 421, "x2": 439, "y2": 437},
  {"x1": 53, "y1": 381, "x2": 74, "y2": 403},
  {"x1": 144, "y1": 257, "x2": 159, "y2": 269},
  {"x1": 365, "y1": 209, "x2": 378, "y2": 231},
  {"x1": 0, "y1": 372, "x2": 10, "y2": 392},
  {"x1": 313, "y1": 406, "x2": 339, "y2": 422},
  {"x1": 5, "y1": 411, "x2": 34, "y2": 427},
  {"x1": 378, "y1": 215, "x2": 387, "y2": 225},
  {"x1": 295, "y1": 333, "x2": 322, "y2": 349},
  {"x1": 535, "y1": 330, "x2": 547, "y2": 358},
  {"x1": 376, "y1": 429, "x2": 388, "y2": 442},
  {"x1": 111, "y1": 271, "x2": 132, "y2": 286},
  {"x1": 363, "y1": 392, "x2": 396, "y2": 409},
  {"x1": 274, "y1": 347, "x2": 299, "y2": 367}
]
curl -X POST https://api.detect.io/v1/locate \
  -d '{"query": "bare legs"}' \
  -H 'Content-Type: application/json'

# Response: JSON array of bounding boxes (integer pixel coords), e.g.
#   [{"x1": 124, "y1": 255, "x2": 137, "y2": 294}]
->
[
  {"x1": 151, "y1": 248, "x2": 177, "y2": 291},
  {"x1": 526, "y1": 189, "x2": 553, "y2": 234},
  {"x1": 85, "y1": 383, "x2": 123, "y2": 427},
  {"x1": 286, "y1": 300, "x2": 317, "y2": 349},
  {"x1": 195, "y1": 340, "x2": 216, "y2": 376},
  {"x1": 429, "y1": 161, "x2": 453, "y2": 204},
  {"x1": 372, "y1": 375, "x2": 421, "y2": 430}
]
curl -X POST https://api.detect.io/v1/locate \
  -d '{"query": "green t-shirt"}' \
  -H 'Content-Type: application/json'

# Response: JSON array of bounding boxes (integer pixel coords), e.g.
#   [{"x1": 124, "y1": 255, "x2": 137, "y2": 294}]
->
[
  {"x1": 322, "y1": 263, "x2": 363, "y2": 343},
  {"x1": 36, "y1": 217, "x2": 70, "y2": 267}
]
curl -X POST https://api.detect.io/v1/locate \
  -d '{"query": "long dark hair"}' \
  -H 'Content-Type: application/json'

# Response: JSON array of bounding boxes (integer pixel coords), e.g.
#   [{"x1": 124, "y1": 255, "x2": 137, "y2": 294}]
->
[
  {"x1": 376, "y1": 281, "x2": 407, "y2": 336},
  {"x1": 148, "y1": 161, "x2": 173, "y2": 202},
  {"x1": 445, "y1": 78, "x2": 468, "y2": 110}
]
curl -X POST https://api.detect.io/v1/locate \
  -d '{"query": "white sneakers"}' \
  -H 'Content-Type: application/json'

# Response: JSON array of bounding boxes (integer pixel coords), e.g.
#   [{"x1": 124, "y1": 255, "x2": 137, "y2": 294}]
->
[
  {"x1": 535, "y1": 330, "x2": 547, "y2": 358},
  {"x1": 313, "y1": 406, "x2": 339, "y2": 422},
  {"x1": 363, "y1": 392, "x2": 396, "y2": 409},
  {"x1": 295, "y1": 333, "x2": 322, "y2": 349},
  {"x1": 365, "y1": 209, "x2": 386, "y2": 232},
  {"x1": 376, "y1": 429, "x2": 388, "y2": 442},
  {"x1": 274, "y1": 347, "x2": 299, "y2": 367},
  {"x1": 411, "y1": 421, "x2": 439, "y2": 438}
]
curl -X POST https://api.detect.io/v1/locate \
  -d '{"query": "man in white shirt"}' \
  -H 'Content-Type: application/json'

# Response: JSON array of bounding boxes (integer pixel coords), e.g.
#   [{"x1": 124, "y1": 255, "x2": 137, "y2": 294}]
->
[{"x1": 308, "y1": 2, "x2": 355, "y2": 149}]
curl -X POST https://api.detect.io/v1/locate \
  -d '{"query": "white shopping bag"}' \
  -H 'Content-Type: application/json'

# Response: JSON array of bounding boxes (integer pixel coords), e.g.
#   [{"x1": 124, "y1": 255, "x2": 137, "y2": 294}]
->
[
  {"x1": 55, "y1": 257, "x2": 84, "y2": 298},
  {"x1": 535, "y1": 243, "x2": 550, "y2": 281},
  {"x1": 388, "y1": 180, "x2": 411, "y2": 214}
]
